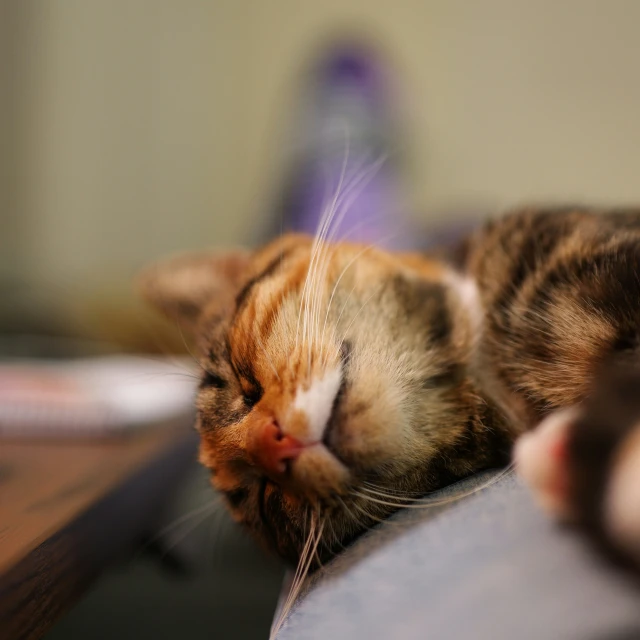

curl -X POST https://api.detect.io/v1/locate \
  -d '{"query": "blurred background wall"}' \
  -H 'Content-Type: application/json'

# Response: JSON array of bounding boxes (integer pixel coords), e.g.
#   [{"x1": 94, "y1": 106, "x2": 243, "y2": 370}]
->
[{"x1": 2, "y1": 0, "x2": 640, "y2": 342}]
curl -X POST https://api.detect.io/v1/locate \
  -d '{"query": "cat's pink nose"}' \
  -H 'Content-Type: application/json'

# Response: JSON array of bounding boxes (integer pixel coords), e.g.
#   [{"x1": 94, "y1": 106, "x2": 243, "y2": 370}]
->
[{"x1": 249, "y1": 419, "x2": 304, "y2": 478}]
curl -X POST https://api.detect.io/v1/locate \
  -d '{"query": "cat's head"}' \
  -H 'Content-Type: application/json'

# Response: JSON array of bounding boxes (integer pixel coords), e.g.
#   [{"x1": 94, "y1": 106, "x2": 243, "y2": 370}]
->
[{"x1": 138, "y1": 234, "x2": 510, "y2": 564}]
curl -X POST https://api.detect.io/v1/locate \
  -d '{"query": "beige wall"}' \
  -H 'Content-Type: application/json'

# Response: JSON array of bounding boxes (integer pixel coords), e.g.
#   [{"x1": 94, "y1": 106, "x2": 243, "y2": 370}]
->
[
  {"x1": 13, "y1": 0, "x2": 251, "y2": 293},
  {"x1": 0, "y1": 2, "x2": 29, "y2": 282},
  {"x1": 6, "y1": 0, "x2": 640, "y2": 299},
  {"x1": 243, "y1": 0, "x2": 640, "y2": 218}
]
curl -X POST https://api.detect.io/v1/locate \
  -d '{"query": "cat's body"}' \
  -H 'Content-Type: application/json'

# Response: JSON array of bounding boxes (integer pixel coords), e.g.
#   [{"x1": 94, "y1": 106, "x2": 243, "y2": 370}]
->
[
  {"x1": 466, "y1": 208, "x2": 640, "y2": 423},
  {"x1": 140, "y1": 207, "x2": 640, "y2": 571}
]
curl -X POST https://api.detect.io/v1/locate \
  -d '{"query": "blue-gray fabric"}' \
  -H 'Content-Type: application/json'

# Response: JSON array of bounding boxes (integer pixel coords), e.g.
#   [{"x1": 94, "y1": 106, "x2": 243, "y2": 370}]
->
[{"x1": 274, "y1": 470, "x2": 640, "y2": 640}]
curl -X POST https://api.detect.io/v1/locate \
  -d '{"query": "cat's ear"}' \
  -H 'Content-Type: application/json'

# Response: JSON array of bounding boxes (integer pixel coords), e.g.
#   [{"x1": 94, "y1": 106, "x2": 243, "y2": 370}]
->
[{"x1": 136, "y1": 249, "x2": 251, "y2": 331}]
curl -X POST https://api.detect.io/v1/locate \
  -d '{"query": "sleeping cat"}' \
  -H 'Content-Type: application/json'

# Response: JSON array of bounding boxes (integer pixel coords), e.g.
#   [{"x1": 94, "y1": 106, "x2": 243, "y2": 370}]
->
[{"x1": 138, "y1": 207, "x2": 640, "y2": 572}]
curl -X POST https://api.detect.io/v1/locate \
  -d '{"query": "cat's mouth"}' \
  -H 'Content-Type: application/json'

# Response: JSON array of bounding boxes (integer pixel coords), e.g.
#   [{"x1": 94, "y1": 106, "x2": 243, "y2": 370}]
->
[
  {"x1": 321, "y1": 374, "x2": 348, "y2": 463},
  {"x1": 320, "y1": 340, "x2": 352, "y2": 460}
]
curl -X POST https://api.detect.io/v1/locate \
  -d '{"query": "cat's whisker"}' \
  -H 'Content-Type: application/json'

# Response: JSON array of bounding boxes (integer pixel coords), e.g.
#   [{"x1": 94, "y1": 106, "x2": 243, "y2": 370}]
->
[
  {"x1": 333, "y1": 283, "x2": 358, "y2": 332},
  {"x1": 315, "y1": 152, "x2": 386, "y2": 260},
  {"x1": 164, "y1": 371, "x2": 201, "y2": 382},
  {"x1": 314, "y1": 125, "x2": 351, "y2": 246},
  {"x1": 160, "y1": 507, "x2": 218, "y2": 558},
  {"x1": 338, "y1": 290, "x2": 379, "y2": 352},
  {"x1": 176, "y1": 320, "x2": 206, "y2": 373},
  {"x1": 321, "y1": 230, "x2": 401, "y2": 369},
  {"x1": 132, "y1": 499, "x2": 220, "y2": 564},
  {"x1": 310, "y1": 245, "x2": 335, "y2": 358},
  {"x1": 313, "y1": 155, "x2": 388, "y2": 362},
  {"x1": 272, "y1": 513, "x2": 326, "y2": 639},
  {"x1": 309, "y1": 255, "x2": 326, "y2": 360},
  {"x1": 315, "y1": 158, "x2": 385, "y2": 335},
  {"x1": 361, "y1": 480, "x2": 455, "y2": 499},
  {"x1": 131, "y1": 352, "x2": 202, "y2": 382},
  {"x1": 137, "y1": 499, "x2": 220, "y2": 554},
  {"x1": 350, "y1": 498, "x2": 389, "y2": 525},
  {"x1": 321, "y1": 246, "x2": 372, "y2": 359},
  {"x1": 336, "y1": 208, "x2": 397, "y2": 244},
  {"x1": 120, "y1": 367, "x2": 201, "y2": 385},
  {"x1": 324, "y1": 154, "x2": 388, "y2": 248},
  {"x1": 280, "y1": 508, "x2": 315, "y2": 615},
  {"x1": 309, "y1": 156, "x2": 396, "y2": 368},
  {"x1": 360, "y1": 483, "x2": 426, "y2": 501},
  {"x1": 310, "y1": 156, "x2": 375, "y2": 308},
  {"x1": 305, "y1": 155, "x2": 397, "y2": 365},
  {"x1": 314, "y1": 127, "x2": 350, "y2": 244},
  {"x1": 336, "y1": 495, "x2": 375, "y2": 531},
  {"x1": 354, "y1": 465, "x2": 515, "y2": 510},
  {"x1": 312, "y1": 532, "x2": 325, "y2": 571},
  {"x1": 294, "y1": 286, "x2": 305, "y2": 351},
  {"x1": 298, "y1": 130, "x2": 381, "y2": 367},
  {"x1": 342, "y1": 496, "x2": 404, "y2": 530},
  {"x1": 130, "y1": 299, "x2": 207, "y2": 369},
  {"x1": 281, "y1": 542, "x2": 311, "y2": 618},
  {"x1": 355, "y1": 489, "x2": 423, "y2": 509},
  {"x1": 324, "y1": 517, "x2": 350, "y2": 553},
  {"x1": 293, "y1": 509, "x2": 315, "y2": 580},
  {"x1": 296, "y1": 126, "x2": 350, "y2": 355},
  {"x1": 321, "y1": 283, "x2": 358, "y2": 370},
  {"x1": 206, "y1": 503, "x2": 230, "y2": 568},
  {"x1": 302, "y1": 123, "x2": 373, "y2": 362},
  {"x1": 358, "y1": 485, "x2": 453, "y2": 508}
]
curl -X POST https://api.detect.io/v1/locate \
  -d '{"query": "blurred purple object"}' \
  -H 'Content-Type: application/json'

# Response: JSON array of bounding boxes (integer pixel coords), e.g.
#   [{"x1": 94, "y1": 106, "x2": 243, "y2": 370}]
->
[{"x1": 275, "y1": 41, "x2": 414, "y2": 250}]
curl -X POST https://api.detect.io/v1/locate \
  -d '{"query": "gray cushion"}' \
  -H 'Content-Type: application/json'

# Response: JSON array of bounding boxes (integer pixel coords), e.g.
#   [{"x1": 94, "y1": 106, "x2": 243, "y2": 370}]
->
[{"x1": 274, "y1": 470, "x2": 640, "y2": 640}]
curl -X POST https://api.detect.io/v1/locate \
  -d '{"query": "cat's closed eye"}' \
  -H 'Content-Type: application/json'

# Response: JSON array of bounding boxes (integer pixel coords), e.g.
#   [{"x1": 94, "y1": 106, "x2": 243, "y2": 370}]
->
[
  {"x1": 200, "y1": 371, "x2": 227, "y2": 390},
  {"x1": 241, "y1": 382, "x2": 263, "y2": 408}
]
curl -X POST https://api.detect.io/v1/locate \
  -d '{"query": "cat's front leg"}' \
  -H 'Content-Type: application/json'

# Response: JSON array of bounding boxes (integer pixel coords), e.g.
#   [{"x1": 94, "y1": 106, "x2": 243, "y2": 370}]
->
[{"x1": 515, "y1": 365, "x2": 640, "y2": 569}]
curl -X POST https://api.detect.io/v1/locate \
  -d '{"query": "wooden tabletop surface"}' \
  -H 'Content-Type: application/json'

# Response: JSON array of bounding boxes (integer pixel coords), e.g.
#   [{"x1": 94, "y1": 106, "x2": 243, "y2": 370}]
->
[{"x1": 0, "y1": 425, "x2": 198, "y2": 640}]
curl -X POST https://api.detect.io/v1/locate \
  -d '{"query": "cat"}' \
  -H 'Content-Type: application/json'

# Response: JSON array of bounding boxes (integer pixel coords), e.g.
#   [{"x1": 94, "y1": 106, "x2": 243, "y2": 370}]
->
[{"x1": 138, "y1": 207, "x2": 640, "y2": 573}]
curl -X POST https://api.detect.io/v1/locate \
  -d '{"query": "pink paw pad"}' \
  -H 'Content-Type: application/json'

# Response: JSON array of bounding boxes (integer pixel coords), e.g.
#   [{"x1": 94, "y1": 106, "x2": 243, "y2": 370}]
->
[{"x1": 514, "y1": 408, "x2": 579, "y2": 519}]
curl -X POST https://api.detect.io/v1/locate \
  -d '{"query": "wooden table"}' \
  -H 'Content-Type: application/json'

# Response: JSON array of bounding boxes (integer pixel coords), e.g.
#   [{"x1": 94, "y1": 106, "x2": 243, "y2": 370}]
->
[{"x1": 0, "y1": 425, "x2": 198, "y2": 640}]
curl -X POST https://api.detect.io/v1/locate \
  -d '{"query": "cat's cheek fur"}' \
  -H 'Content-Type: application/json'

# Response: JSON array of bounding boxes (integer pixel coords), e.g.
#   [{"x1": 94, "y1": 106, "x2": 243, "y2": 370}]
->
[
  {"x1": 335, "y1": 379, "x2": 407, "y2": 468},
  {"x1": 515, "y1": 408, "x2": 579, "y2": 519},
  {"x1": 604, "y1": 424, "x2": 640, "y2": 564},
  {"x1": 292, "y1": 446, "x2": 350, "y2": 498}
]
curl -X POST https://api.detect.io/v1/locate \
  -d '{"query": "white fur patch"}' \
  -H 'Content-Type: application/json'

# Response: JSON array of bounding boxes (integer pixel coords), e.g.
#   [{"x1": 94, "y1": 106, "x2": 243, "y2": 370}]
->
[
  {"x1": 292, "y1": 366, "x2": 342, "y2": 444},
  {"x1": 604, "y1": 426, "x2": 640, "y2": 562},
  {"x1": 444, "y1": 271, "x2": 483, "y2": 335}
]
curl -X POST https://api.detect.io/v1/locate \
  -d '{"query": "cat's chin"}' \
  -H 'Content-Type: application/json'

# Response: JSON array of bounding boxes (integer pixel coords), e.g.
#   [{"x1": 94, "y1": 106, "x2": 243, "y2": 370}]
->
[{"x1": 289, "y1": 442, "x2": 350, "y2": 500}]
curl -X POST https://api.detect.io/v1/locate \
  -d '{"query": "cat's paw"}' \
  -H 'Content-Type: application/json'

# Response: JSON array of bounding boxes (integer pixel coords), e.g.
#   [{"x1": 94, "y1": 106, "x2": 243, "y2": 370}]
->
[
  {"x1": 605, "y1": 425, "x2": 640, "y2": 564},
  {"x1": 515, "y1": 366, "x2": 640, "y2": 568},
  {"x1": 514, "y1": 408, "x2": 578, "y2": 520}
]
